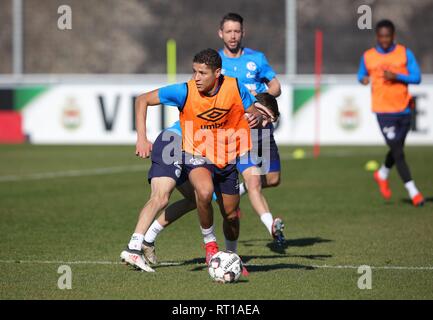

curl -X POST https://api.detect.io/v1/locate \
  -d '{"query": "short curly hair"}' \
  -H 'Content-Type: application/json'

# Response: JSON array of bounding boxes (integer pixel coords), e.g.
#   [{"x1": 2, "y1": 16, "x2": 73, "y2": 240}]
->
[
  {"x1": 193, "y1": 48, "x2": 222, "y2": 71},
  {"x1": 375, "y1": 19, "x2": 395, "y2": 34}
]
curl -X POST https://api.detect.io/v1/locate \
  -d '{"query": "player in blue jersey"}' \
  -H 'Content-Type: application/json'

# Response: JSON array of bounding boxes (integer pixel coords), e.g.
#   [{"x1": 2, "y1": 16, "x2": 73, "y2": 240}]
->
[
  {"x1": 218, "y1": 13, "x2": 281, "y2": 97},
  {"x1": 218, "y1": 13, "x2": 285, "y2": 244}
]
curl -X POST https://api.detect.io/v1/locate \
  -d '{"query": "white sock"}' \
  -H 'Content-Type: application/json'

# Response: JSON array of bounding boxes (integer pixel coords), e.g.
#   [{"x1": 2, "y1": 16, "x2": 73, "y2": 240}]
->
[
  {"x1": 260, "y1": 212, "x2": 274, "y2": 235},
  {"x1": 405, "y1": 180, "x2": 419, "y2": 199},
  {"x1": 128, "y1": 233, "x2": 144, "y2": 251},
  {"x1": 378, "y1": 164, "x2": 390, "y2": 180},
  {"x1": 225, "y1": 238, "x2": 238, "y2": 253},
  {"x1": 144, "y1": 220, "x2": 164, "y2": 244},
  {"x1": 239, "y1": 182, "x2": 248, "y2": 196},
  {"x1": 200, "y1": 225, "x2": 216, "y2": 244}
]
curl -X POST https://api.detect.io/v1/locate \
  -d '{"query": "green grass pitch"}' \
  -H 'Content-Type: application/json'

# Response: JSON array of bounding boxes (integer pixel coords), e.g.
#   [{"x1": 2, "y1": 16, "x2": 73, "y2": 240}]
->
[{"x1": 0, "y1": 145, "x2": 432, "y2": 299}]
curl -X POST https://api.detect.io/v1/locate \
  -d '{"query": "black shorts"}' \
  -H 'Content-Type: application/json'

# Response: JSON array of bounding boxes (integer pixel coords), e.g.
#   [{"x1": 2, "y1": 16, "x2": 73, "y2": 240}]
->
[
  {"x1": 182, "y1": 152, "x2": 239, "y2": 195},
  {"x1": 377, "y1": 113, "x2": 411, "y2": 145},
  {"x1": 147, "y1": 130, "x2": 187, "y2": 186},
  {"x1": 213, "y1": 163, "x2": 239, "y2": 195}
]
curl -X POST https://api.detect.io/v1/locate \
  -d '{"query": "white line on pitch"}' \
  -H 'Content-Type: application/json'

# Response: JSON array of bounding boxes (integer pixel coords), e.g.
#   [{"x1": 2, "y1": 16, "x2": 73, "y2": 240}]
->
[
  {"x1": 1, "y1": 259, "x2": 432, "y2": 271},
  {"x1": 0, "y1": 164, "x2": 149, "y2": 182}
]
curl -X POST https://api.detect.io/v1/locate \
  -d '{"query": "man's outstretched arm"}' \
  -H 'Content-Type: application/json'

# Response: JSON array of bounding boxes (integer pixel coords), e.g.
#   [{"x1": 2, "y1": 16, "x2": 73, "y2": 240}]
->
[{"x1": 135, "y1": 89, "x2": 161, "y2": 159}]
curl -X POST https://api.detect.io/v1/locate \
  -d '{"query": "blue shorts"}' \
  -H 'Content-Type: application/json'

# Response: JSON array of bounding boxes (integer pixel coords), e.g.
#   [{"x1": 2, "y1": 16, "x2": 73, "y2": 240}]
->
[
  {"x1": 183, "y1": 152, "x2": 239, "y2": 195},
  {"x1": 236, "y1": 124, "x2": 281, "y2": 174},
  {"x1": 376, "y1": 113, "x2": 411, "y2": 145},
  {"x1": 147, "y1": 130, "x2": 187, "y2": 186}
]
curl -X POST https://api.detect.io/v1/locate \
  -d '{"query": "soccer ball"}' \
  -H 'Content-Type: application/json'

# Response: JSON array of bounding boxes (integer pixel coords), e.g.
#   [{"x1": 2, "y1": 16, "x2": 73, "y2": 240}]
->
[{"x1": 208, "y1": 251, "x2": 243, "y2": 283}]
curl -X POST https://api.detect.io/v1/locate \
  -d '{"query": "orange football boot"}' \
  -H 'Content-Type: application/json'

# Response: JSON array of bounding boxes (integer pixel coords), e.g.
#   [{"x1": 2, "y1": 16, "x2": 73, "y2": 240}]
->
[
  {"x1": 373, "y1": 171, "x2": 392, "y2": 200},
  {"x1": 412, "y1": 193, "x2": 425, "y2": 207},
  {"x1": 205, "y1": 241, "x2": 219, "y2": 265}
]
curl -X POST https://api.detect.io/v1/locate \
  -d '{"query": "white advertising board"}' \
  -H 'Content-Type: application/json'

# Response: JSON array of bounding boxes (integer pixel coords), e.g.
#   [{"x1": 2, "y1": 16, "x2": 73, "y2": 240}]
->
[{"x1": 21, "y1": 82, "x2": 433, "y2": 145}]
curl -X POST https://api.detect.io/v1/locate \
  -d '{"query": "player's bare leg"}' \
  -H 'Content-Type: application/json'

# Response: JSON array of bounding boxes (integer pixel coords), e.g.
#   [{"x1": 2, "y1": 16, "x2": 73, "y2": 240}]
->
[
  {"x1": 121, "y1": 176, "x2": 176, "y2": 272},
  {"x1": 134, "y1": 177, "x2": 176, "y2": 235},
  {"x1": 241, "y1": 167, "x2": 285, "y2": 245},
  {"x1": 188, "y1": 167, "x2": 218, "y2": 264},
  {"x1": 164, "y1": 181, "x2": 196, "y2": 224},
  {"x1": 142, "y1": 181, "x2": 196, "y2": 264},
  {"x1": 242, "y1": 166, "x2": 270, "y2": 214},
  {"x1": 216, "y1": 192, "x2": 240, "y2": 246},
  {"x1": 216, "y1": 192, "x2": 249, "y2": 275},
  {"x1": 189, "y1": 168, "x2": 214, "y2": 229},
  {"x1": 261, "y1": 171, "x2": 281, "y2": 188},
  {"x1": 239, "y1": 168, "x2": 281, "y2": 195}
]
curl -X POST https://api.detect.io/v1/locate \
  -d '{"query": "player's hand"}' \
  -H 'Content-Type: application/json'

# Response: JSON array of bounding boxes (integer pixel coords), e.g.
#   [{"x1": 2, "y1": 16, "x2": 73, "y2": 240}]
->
[
  {"x1": 255, "y1": 102, "x2": 277, "y2": 123},
  {"x1": 250, "y1": 90, "x2": 258, "y2": 96},
  {"x1": 384, "y1": 70, "x2": 397, "y2": 81},
  {"x1": 135, "y1": 139, "x2": 152, "y2": 158},
  {"x1": 245, "y1": 112, "x2": 261, "y2": 128},
  {"x1": 261, "y1": 116, "x2": 272, "y2": 127},
  {"x1": 361, "y1": 76, "x2": 370, "y2": 85}
]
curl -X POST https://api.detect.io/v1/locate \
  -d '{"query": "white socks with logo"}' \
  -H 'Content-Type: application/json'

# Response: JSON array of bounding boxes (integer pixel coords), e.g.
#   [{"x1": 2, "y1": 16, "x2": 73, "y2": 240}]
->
[
  {"x1": 144, "y1": 220, "x2": 164, "y2": 244},
  {"x1": 260, "y1": 212, "x2": 274, "y2": 235},
  {"x1": 200, "y1": 225, "x2": 217, "y2": 244},
  {"x1": 128, "y1": 233, "x2": 144, "y2": 251}
]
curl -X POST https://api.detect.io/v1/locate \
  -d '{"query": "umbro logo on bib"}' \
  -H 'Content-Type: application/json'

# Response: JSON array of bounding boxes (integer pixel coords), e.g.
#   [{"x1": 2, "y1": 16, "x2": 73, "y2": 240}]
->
[{"x1": 197, "y1": 108, "x2": 230, "y2": 122}]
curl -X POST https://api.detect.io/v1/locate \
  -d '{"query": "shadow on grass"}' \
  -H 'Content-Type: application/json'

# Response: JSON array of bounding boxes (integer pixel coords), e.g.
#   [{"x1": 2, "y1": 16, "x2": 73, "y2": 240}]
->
[
  {"x1": 239, "y1": 237, "x2": 333, "y2": 254},
  {"x1": 240, "y1": 237, "x2": 332, "y2": 247},
  {"x1": 240, "y1": 253, "x2": 332, "y2": 263},
  {"x1": 401, "y1": 196, "x2": 432, "y2": 206},
  {"x1": 155, "y1": 251, "x2": 331, "y2": 274},
  {"x1": 153, "y1": 237, "x2": 333, "y2": 272},
  {"x1": 247, "y1": 263, "x2": 316, "y2": 272},
  {"x1": 188, "y1": 262, "x2": 316, "y2": 273}
]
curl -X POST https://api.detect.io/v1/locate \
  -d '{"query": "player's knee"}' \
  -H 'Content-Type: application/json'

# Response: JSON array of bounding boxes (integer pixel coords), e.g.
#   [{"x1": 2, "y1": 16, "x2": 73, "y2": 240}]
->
[
  {"x1": 195, "y1": 187, "x2": 213, "y2": 204},
  {"x1": 225, "y1": 208, "x2": 240, "y2": 222},
  {"x1": 266, "y1": 174, "x2": 280, "y2": 187},
  {"x1": 245, "y1": 175, "x2": 262, "y2": 193},
  {"x1": 150, "y1": 192, "x2": 170, "y2": 210}
]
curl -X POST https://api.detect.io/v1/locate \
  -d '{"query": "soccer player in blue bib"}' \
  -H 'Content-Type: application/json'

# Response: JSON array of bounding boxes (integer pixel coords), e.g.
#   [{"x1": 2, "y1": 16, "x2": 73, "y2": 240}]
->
[{"x1": 218, "y1": 12, "x2": 285, "y2": 244}]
